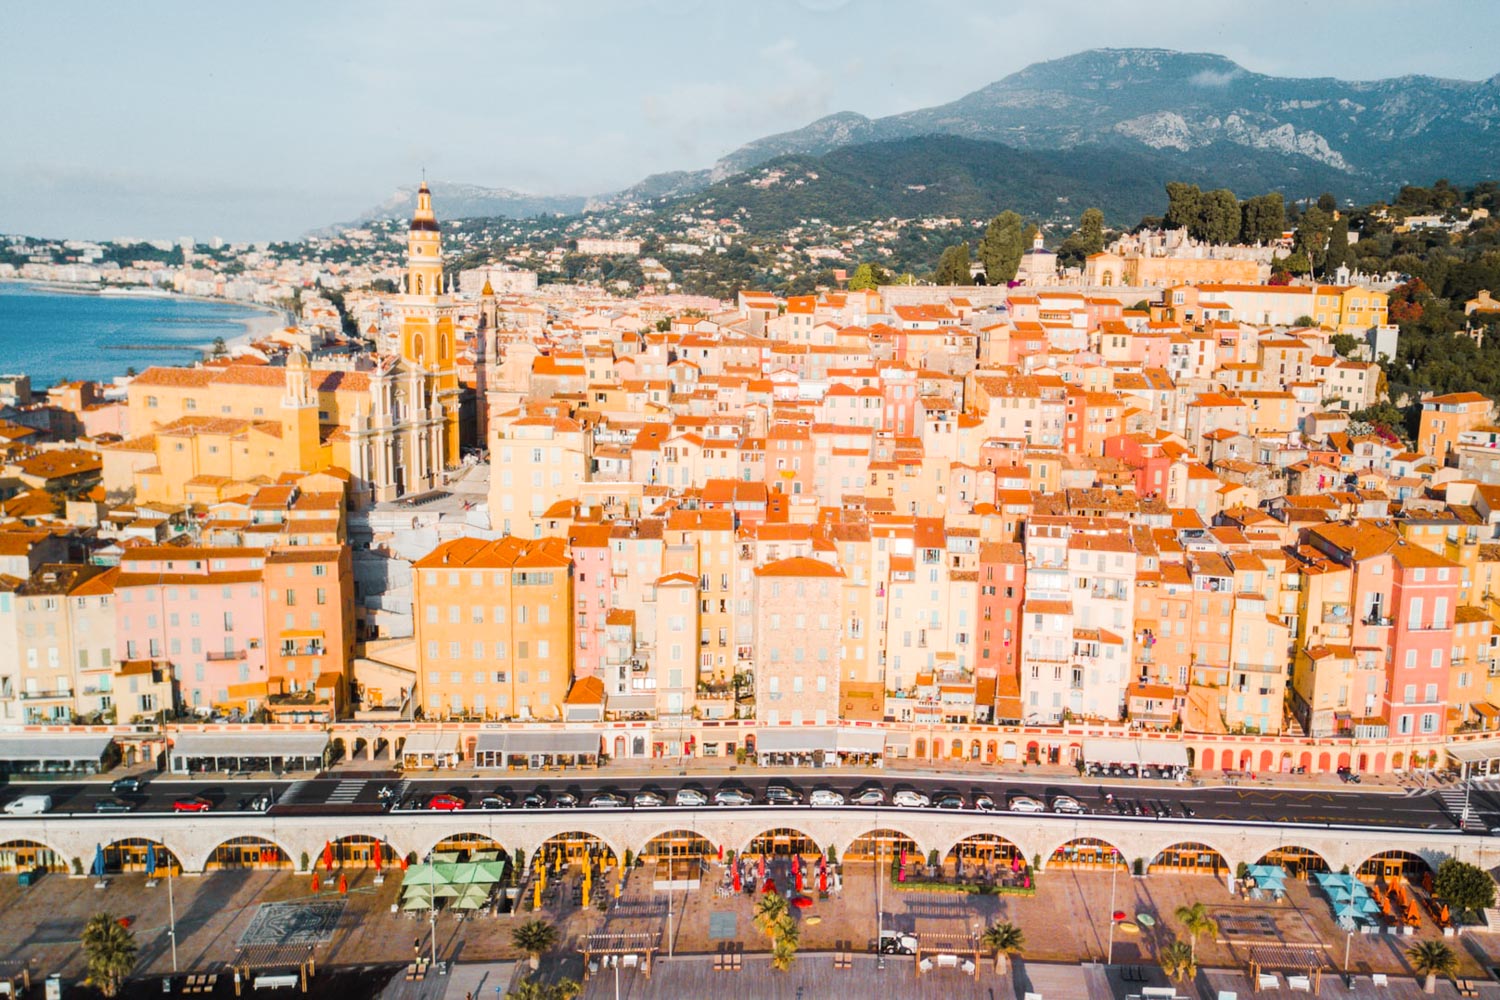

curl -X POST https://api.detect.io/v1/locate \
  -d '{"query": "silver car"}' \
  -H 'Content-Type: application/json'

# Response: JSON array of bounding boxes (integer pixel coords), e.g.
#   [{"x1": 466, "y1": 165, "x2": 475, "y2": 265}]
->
[
  {"x1": 674, "y1": 788, "x2": 708, "y2": 807},
  {"x1": 809, "y1": 789, "x2": 845, "y2": 807},
  {"x1": 713, "y1": 788, "x2": 754, "y2": 806},
  {"x1": 893, "y1": 790, "x2": 930, "y2": 808}
]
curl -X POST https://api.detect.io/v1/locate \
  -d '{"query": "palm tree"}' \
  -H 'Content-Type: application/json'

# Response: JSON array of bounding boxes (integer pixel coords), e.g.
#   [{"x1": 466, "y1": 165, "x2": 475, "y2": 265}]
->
[
  {"x1": 1174, "y1": 902, "x2": 1218, "y2": 962},
  {"x1": 81, "y1": 913, "x2": 137, "y2": 998},
  {"x1": 1158, "y1": 939, "x2": 1196, "y2": 985},
  {"x1": 771, "y1": 936, "x2": 799, "y2": 972},
  {"x1": 1407, "y1": 939, "x2": 1458, "y2": 995},
  {"x1": 511, "y1": 919, "x2": 558, "y2": 971},
  {"x1": 980, "y1": 921, "x2": 1025, "y2": 973},
  {"x1": 754, "y1": 894, "x2": 789, "y2": 943}
]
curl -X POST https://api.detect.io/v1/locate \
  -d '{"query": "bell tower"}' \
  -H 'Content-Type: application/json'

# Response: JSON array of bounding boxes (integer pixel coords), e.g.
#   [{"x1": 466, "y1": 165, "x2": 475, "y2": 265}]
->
[
  {"x1": 407, "y1": 181, "x2": 442, "y2": 300},
  {"x1": 395, "y1": 180, "x2": 462, "y2": 471},
  {"x1": 280, "y1": 346, "x2": 321, "y2": 472}
]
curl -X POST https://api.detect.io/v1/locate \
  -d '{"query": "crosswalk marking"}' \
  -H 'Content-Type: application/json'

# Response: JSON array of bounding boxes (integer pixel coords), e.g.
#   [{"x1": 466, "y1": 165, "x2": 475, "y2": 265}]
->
[
  {"x1": 327, "y1": 779, "x2": 365, "y2": 804},
  {"x1": 1437, "y1": 787, "x2": 1490, "y2": 831}
]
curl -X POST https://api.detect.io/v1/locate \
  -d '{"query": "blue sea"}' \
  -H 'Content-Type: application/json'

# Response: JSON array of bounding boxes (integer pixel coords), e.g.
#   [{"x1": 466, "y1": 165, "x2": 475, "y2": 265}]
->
[{"x1": 0, "y1": 282, "x2": 278, "y2": 389}]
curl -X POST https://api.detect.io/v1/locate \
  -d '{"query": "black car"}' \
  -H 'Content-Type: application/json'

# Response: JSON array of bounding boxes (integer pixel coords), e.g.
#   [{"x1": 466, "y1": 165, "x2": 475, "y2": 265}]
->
[
  {"x1": 764, "y1": 785, "x2": 802, "y2": 806},
  {"x1": 522, "y1": 792, "x2": 547, "y2": 809},
  {"x1": 553, "y1": 792, "x2": 579, "y2": 809},
  {"x1": 110, "y1": 776, "x2": 141, "y2": 795},
  {"x1": 934, "y1": 794, "x2": 965, "y2": 810},
  {"x1": 95, "y1": 798, "x2": 133, "y2": 813}
]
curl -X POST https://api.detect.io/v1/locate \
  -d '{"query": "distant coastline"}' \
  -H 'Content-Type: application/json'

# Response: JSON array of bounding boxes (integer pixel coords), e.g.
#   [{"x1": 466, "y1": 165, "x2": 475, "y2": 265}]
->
[{"x1": 0, "y1": 276, "x2": 292, "y2": 330}]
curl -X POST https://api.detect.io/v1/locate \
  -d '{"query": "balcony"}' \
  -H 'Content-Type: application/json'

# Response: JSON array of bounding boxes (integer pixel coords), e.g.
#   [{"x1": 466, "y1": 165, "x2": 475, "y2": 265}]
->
[
  {"x1": 20, "y1": 688, "x2": 72, "y2": 701},
  {"x1": 1362, "y1": 614, "x2": 1393, "y2": 627},
  {"x1": 206, "y1": 649, "x2": 246, "y2": 661}
]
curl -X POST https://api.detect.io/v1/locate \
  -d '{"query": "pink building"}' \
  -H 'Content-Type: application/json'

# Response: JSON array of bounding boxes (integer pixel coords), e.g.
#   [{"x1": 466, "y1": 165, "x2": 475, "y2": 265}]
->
[
  {"x1": 115, "y1": 546, "x2": 268, "y2": 714},
  {"x1": 568, "y1": 524, "x2": 612, "y2": 679}
]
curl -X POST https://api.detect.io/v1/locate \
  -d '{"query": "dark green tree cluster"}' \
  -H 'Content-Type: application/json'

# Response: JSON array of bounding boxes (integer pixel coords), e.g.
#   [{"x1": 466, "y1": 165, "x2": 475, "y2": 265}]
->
[
  {"x1": 1055, "y1": 207, "x2": 1105, "y2": 268},
  {"x1": 1163, "y1": 183, "x2": 1242, "y2": 244},
  {"x1": 933, "y1": 242, "x2": 973, "y2": 285},
  {"x1": 977, "y1": 210, "x2": 1029, "y2": 284}
]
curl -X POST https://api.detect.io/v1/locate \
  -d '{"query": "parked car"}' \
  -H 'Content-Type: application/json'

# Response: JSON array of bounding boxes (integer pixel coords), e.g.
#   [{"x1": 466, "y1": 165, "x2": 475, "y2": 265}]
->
[
  {"x1": 764, "y1": 785, "x2": 802, "y2": 805},
  {"x1": 94, "y1": 799, "x2": 133, "y2": 814},
  {"x1": 713, "y1": 788, "x2": 754, "y2": 806},
  {"x1": 851, "y1": 788, "x2": 886, "y2": 806},
  {"x1": 478, "y1": 796, "x2": 509, "y2": 811},
  {"x1": 973, "y1": 794, "x2": 996, "y2": 812},
  {"x1": 109, "y1": 776, "x2": 142, "y2": 795},
  {"x1": 632, "y1": 791, "x2": 665, "y2": 808},
  {"x1": 522, "y1": 792, "x2": 548, "y2": 809},
  {"x1": 892, "y1": 790, "x2": 930, "y2": 808},
  {"x1": 674, "y1": 788, "x2": 708, "y2": 807},
  {"x1": 809, "y1": 789, "x2": 845, "y2": 807},
  {"x1": 553, "y1": 793, "x2": 579, "y2": 809},
  {"x1": 878, "y1": 931, "x2": 919, "y2": 955},
  {"x1": 172, "y1": 797, "x2": 212, "y2": 813},
  {"x1": 934, "y1": 794, "x2": 965, "y2": 810},
  {"x1": 428, "y1": 793, "x2": 465, "y2": 812},
  {"x1": 1008, "y1": 796, "x2": 1045, "y2": 813},
  {"x1": 588, "y1": 792, "x2": 626, "y2": 809},
  {"x1": 1051, "y1": 795, "x2": 1085, "y2": 814}
]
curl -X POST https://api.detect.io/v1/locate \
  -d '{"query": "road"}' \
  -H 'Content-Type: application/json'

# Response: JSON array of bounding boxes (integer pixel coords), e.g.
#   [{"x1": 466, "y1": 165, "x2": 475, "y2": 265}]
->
[{"x1": 0, "y1": 768, "x2": 1480, "y2": 832}]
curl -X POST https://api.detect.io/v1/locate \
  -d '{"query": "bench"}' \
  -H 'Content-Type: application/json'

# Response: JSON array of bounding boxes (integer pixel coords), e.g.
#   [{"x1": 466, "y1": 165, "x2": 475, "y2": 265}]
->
[{"x1": 252, "y1": 975, "x2": 299, "y2": 991}]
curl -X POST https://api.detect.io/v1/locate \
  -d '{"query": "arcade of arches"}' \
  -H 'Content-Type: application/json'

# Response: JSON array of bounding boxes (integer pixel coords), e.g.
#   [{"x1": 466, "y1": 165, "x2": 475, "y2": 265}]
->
[
  {"x1": 844, "y1": 829, "x2": 917, "y2": 862},
  {"x1": 1150, "y1": 842, "x2": 1227, "y2": 875},
  {"x1": 1359, "y1": 851, "x2": 1433, "y2": 882},
  {"x1": 534, "y1": 833, "x2": 616, "y2": 869},
  {"x1": 946, "y1": 834, "x2": 1023, "y2": 872},
  {"x1": 1257, "y1": 846, "x2": 1330, "y2": 879},
  {"x1": 104, "y1": 839, "x2": 181, "y2": 875},
  {"x1": 641, "y1": 830, "x2": 714, "y2": 861},
  {"x1": 0, "y1": 840, "x2": 66, "y2": 873},
  {"x1": 208, "y1": 837, "x2": 290, "y2": 871},
  {"x1": 744, "y1": 828, "x2": 819, "y2": 858},
  {"x1": 1050, "y1": 838, "x2": 1126, "y2": 871},
  {"x1": 432, "y1": 833, "x2": 506, "y2": 860}
]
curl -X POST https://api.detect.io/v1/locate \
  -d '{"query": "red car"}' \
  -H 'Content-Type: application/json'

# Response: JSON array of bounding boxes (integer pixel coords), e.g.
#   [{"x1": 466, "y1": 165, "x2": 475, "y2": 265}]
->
[
  {"x1": 172, "y1": 797, "x2": 212, "y2": 813},
  {"x1": 428, "y1": 793, "x2": 465, "y2": 812}
]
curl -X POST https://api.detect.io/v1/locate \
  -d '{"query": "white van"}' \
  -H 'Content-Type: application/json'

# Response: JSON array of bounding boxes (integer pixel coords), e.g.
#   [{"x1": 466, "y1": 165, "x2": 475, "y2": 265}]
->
[{"x1": 3, "y1": 795, "x2": 52, "y2": 815}]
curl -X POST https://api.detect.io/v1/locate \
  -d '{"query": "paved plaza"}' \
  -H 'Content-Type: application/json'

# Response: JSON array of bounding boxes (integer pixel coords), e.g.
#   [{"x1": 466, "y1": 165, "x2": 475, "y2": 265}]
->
[{"x1": 4, "y1": 857, "x2": 1500, "y2": 997}]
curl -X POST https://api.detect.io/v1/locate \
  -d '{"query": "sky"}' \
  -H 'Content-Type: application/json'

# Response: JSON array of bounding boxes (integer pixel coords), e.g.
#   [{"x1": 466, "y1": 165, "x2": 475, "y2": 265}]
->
[{"x1": 2, "y1": 0, "x2": 1497, "y2": 243}]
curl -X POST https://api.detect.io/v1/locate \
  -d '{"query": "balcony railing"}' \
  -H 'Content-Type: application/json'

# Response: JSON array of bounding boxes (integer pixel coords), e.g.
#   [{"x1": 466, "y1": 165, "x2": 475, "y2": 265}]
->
[
  {"x1": 206, "y1": 650, "x2": 246, "y2": 661},
  {"x1": 1362, "y1": 615, "x2": 1393, "y2": 627},
  {"x1": 20, "y1": 689, "x2": 72, "y2": 700}
]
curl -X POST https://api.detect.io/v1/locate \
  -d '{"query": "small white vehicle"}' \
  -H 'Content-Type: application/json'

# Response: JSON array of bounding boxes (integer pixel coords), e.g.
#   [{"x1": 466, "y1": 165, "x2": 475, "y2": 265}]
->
[
  {"x1": 674, "y1": 788, "x2": 708, "y2": 807},
  {"x1": 892, "y1": 790, "x2": 930, "y2": 808},
  {"x1": 809, "y1": 789, "x2": 845, "y2": 807},
  {"x1": 1008, "y1": 796, "x2": 1045, "y2": 813},
  {"x1": 3, "y1": 795, "x2": 51, "y2": 815},
  {"x1": 878, "y1": 931, "x2": 919, "y2": 955},
  {"x1": 1051, "y1": 795, "x2": 1085, "y2": 814}
]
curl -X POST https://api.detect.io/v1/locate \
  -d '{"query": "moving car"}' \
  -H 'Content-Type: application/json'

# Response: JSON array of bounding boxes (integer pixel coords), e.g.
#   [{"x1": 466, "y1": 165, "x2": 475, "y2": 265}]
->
[
  {"x1": 764, "y1": 785, "x2": 802, "y2": 806},
  {"x1": 428, "y1": 793, "x2": 465, "y2": 812},
  {"x1": 674, "y1": 788, "x2": 708, "y2": 807},
  {"x1": 892, "y1": 790, "x2": 930, "y2": 808},
  {"x1": 1008, "y1": 796, "x2": 1045, "y2": 813},
  {"x1": 1050, "y1": 795, "x2": 1085, "y2": 814},
  {"x1": 4, "y1": 795, "x2": 51, "y2": 815},
  {"x1": 632, "y1": 791, "x2": 665, "y2": 808},
  {"x1": 110, "y1": 776, "x2": 142, "y2": 795},
  {"x1": 172, "y1": 797, "x2": 212, "y2": 813},
  {"x1": 713, "y1": 788, "x2": 754, "y2": 806},
  {"x1": 588, "y1": 792, "x2": 626, "y2": 809},
  {"x1": 934, "y1": 794, "x2": 965, "y2": 810},
  {"x1": 95, "y1": 799, "x2": 133, "y2": 814},
  {"x1": 851, "y1": 788, "x2": 886, "y2": 806},
  {"x1": 808, "y1": 789, "x2": 845, "y2": 807}
]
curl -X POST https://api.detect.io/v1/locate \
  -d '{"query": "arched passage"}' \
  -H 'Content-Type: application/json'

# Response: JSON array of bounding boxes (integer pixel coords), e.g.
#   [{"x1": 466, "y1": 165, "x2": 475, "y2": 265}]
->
[
  {"x1": 1256, "y1": 846, "x2": 1330, "y2": 879},
  {"x1": 1358, "y1": 850, "x2": 1433, "y2": 883},
  {"x1": 104, "y1": 838, "x2": 181, "y2": 875},
  {"x1": 945, "y1": 834, "x2": 1024, "y2": 876},
  {"x1": 1150, "y1": 841, "x2": 1227, "y2": 876},
  {"x1": 640, "y1": 829, "x2": 714, "y2": 862},
  {"x1": 431, "y1": 832, "x2": 505, "y2": 860},
  {"x1": 331, "y1": 835, "x2": 396, "y2": 868},
  {"x1": 1049, "y1": 837, "x2": 1126, "y2": 871},
  {"x1": 535, "y1": 832, "x2": 617, "y2": 871},
  {"x1": 844, "y1": 829, "x2": 918, "y2": 863},
  {"x1": 207, "y1": 836, "x2": 292, "y2": 871},
  {"x1": 743, "y1": 828, "x2": 818, "y2": 858},
  {"x1": 0, "y1": 839, "x2": 67, "y2": 873}
]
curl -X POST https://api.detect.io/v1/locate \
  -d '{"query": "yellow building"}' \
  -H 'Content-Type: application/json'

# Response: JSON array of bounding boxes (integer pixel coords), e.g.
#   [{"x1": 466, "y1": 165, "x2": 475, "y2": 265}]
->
[
  {"x1": 391, "y1": 181, "x2": 462, "y2": 470},
  {"x1": 413, "y1": 536, "x2": 573, "y2": 720}
]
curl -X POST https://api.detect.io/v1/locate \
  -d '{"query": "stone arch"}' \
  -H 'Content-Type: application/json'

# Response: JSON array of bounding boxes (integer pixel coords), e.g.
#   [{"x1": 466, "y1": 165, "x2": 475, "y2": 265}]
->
[
  {"x1": 1298, "y1": 751, "x2": 1312, "y2": 771},
  {"x1": 206, "y1": 835, "x2": 293, "y2": 871},
  {"x1": 945, "y1": 833, "x2": 1025, "y2": 873},
  {"x1": 968, "y1": 739, "x2": 982, "y2": 760},
  {"x1": 1357, "y1": 849, "x2": 1435, "y2": 883},
  {"x1": 429, "y1": 832, "x2": 506, "y2": 860},
  {"x1": 1392, "y1": 752, "x2": 1405, "y2": 771},
  {"x1": 104, "y1": 837, "x2": 182, "y2": 875},
  {"x1": 1148, "y1": 840, "x2": 1229, "y2": 876},
  {"x1": 1278, "y1": 750, "x2": 1293, "y2": 773},
  {"x1": 613, "y1": 735, "x2": 626, "y2": 758},
  {"x1": 1336, "y1": 751, "x2": 1350, "y2": 769},
  {"x1": 1317, "y1": 751, "x2": 1331, "y2": 773},
  {"x1": 949, "y1": 738, "x2": 963, "y2": 759},
  {"x1": 328, "y1": 834, "x2": 400, "y2": 869},
  {"x1": 985, "y1": 739, "x2": 998, "y2": 763},
  {"x1": 1256, "y1": 845, "x2": 1331, "y2": 879},
  {"x1": 1047, "y1": 836, "x2": 1126, "y2": 871},
  {"x1": 1201, "y1": 748, "x2": 1216, "y2": 770},
  {"x1": 914, "y1": 737, "x2": 927, "y2": 759},
  {"x1": 639, "y1": 828, "x2": 715, "y2": 861},
  {"x1": 412, "y1": 333, "x2": 425, "y2": 363},
  {"x1": 742, "y1": 827, "x2": 819, "y2": 858},
  {"x1": 0, "y1": 838, "x2": 68, "y2": 872},
  {"x1": 843, "y1": 828, "x2": 922, "y2": 862},
  {"x1": 1044, "y1": 833, "x2": 1128, "y2": 869},
  {"x1": 533, "y1": 831, "x2": 620, "y2": 873},
  {"x1": 1373, "y1": 752, "x2": 1386, "y2": 773},
  {"x1": 1101, "y1": 269, "x2": 1116, "y2": 287}
]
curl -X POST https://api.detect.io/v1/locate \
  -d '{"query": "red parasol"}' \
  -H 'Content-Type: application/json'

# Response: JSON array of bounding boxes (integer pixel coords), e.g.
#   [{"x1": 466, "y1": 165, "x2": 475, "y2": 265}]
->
[
  {"x1": 338, "y1": 873, "x2": 348, "y2": 896},
  {"x1": 795, "y1": 867, "x2": 803, "y2": 892},
  {"x1": 718, "y1": 844, "x2": 724, "y2": 862},
  {"x1": 793, "y1": 854, "x2": 801, "y2": 875},
  {"x1": 1112, "y1": 910, "x2": 1126, "y2": 921},
  {"x1": 311, "y1": 874, "x2": 320, "y2": 893},
  {"x1": 758, "y1": 855, "x2": 766, "y2": 881},
  {"x1": 791, "y1": 896, "x2": 812, "y2": 909},
  {"x1": 399, "y1": 854, "x2": 409, "y2": 871},
  {"x1": 732, "y1": 864, "x2": 742, "y2": 893},
  {"x1": 819, "y1": 867, "x2": 827, "y2": 894},
  {"x1": 322, "y1": 841, "x2": 335, "y2": 872},
  {"x1": 373, "y1": 842, "x2": 383, "y2": 872},
  {"x1": 762, "y1": 878, "x2": 776, "y2": 894}
]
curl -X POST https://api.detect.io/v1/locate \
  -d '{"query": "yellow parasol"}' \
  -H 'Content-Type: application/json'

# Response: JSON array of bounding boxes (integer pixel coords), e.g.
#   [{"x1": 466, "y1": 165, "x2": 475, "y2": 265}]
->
[{"x1": 533, "y1": 878, "x2": 542, "y2": 910}]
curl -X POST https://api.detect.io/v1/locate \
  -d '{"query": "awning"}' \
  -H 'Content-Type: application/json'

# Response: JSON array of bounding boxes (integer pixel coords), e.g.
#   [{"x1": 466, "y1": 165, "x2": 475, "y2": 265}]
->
[
  {"x1": 836, "y1": 728, "x2": 886, "y2": 754},
  {"x1": 0, "y1": 734, "x2": 113, "y2": 761},
  {"x1": 472, "y1": 731, "x2": 601, "y2": 756},
  {"x1": 1447, "y1": 740, "x2": 1500, "y2": 764},
  {"x1": 399, "y1": 732, "x2": 459, "y2": 759},
  {"x1": 756, "y1": 727, "x2": 838, "y2": 754},
  {"x1": 173, "y1": 732, "x2": 328, "y2": 758},
  {"x1": 884, "y1": 731, "x2": 912, "y2": 752},
  {"x1": 1082, "y1": 737, "x2": 1188, "y2": 769}
]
